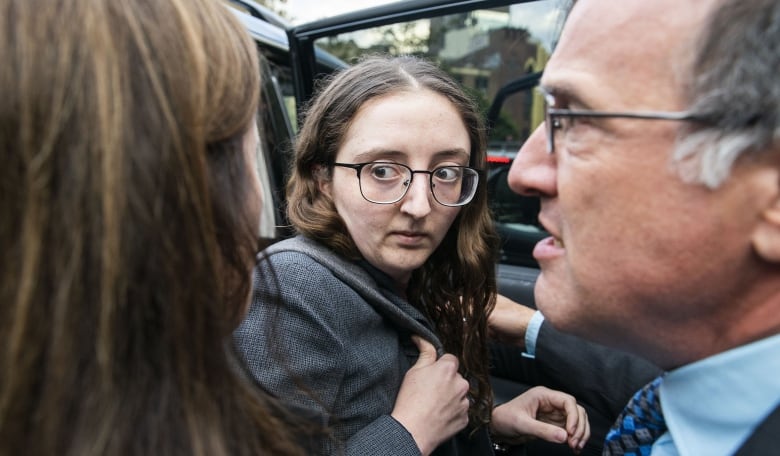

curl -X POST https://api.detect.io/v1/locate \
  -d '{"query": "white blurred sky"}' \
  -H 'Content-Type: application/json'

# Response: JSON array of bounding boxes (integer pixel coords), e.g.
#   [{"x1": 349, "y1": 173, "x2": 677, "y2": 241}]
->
[
  {"x1": 283, "y1": 0, "x2": 399, "y2": 24},
  {"x1": 279, "y1": 0, "x2": 564, "y2": 50}
]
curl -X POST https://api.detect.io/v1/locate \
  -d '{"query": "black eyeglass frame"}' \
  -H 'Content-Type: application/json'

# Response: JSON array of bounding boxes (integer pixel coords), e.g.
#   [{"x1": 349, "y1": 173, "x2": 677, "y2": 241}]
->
[
  {"x1": 538, "y1": 87, "x2": 710, "y2": 154},
  {"x1": 332, "y1": 161, "x2": 481, "y2": 207}
]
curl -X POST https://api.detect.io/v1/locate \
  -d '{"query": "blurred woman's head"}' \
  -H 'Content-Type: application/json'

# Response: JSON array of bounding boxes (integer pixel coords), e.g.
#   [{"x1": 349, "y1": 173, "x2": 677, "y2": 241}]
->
[
  {"x1": 0, "y1": 0, "x2": 301, "y2": 454},
  {"x1": 287, "y1": 55, "x2": 498, "y2": 428}
]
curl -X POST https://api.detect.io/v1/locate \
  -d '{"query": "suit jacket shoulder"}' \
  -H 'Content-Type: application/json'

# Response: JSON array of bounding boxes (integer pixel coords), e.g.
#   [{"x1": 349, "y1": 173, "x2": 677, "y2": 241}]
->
[{"x1": 734, "y1": 403, "x2": 780, "y2": 455}]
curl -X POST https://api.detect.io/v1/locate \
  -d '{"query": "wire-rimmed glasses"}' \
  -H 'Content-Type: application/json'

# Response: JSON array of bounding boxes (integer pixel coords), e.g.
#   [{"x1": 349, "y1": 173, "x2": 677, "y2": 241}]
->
[
  {"x1": 538, "y1": 87, "x2": 709, "y2": 154},
  {"x1": 332, "y1": 161, "x2": 480, "y2": 207}
]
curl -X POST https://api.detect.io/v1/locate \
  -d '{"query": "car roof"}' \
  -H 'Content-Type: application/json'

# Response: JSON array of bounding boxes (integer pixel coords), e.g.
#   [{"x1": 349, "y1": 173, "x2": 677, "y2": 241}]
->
[{"x1": 227, "y1": 0, "x2": 347, "y2": 72}]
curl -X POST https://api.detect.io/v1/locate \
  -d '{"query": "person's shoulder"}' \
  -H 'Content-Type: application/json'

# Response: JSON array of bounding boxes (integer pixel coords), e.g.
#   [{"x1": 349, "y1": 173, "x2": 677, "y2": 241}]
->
[
  {"x1": 266, "y1": 235, "x2": 315, "y2": 251},
  {"x1": 263, "y1": 236, "x2": 331, "y2": 261},
  {"x1": 255, "y1": 236, "x2": 348, "y2": 291},
  {"x1": 261, "y1": 235, "x2": 358, "y2": 275},
  {"x1": 260, "y1": 236, "x2": 327, "y2": 266},
  {"x1": 735, "y1": 403, "x2": 780, "y2": 454}
]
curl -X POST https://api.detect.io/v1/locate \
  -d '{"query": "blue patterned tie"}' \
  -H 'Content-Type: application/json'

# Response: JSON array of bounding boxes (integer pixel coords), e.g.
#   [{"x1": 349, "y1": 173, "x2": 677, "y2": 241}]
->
[{"x1": 603, "y1": 376, "x2": 667, "y2": 456}]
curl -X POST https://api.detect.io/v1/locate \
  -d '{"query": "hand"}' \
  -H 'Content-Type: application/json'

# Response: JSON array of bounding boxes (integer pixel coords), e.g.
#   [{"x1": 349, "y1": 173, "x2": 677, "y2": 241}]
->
[
  {"x1": 391, "y1": 336, "x2": 470, "y2": 456},
  {"x1": 490, "y1": 386, "x2": 590, "y2": 454},
  {"x1": 487, "y1": 294, "x2": 537, "y2": 347}
]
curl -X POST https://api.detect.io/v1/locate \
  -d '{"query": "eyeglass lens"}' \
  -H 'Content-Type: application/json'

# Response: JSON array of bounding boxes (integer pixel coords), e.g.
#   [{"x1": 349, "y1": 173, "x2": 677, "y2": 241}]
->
[{"x1": 542, "y1": 92, "x2": 557, "y2": 153}]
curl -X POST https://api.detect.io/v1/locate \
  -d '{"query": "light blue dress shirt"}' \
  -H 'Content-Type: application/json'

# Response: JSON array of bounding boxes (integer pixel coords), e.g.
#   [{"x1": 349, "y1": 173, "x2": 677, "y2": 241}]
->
[
  {"x1": 653, "y1": 333, "x2": 780, "y2": 456},
  {"x1": 522, "y1": 310, "x2": 545, "y2": 358}
]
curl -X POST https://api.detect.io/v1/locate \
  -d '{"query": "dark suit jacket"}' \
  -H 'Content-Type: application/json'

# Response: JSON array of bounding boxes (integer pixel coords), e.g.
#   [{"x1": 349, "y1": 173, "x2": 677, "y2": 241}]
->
[
  {"x1": 490, "y1": 320, "x2": 661, "y2": 456},
  {"x1": 734, "y1": 402, "x2": 780, "y2": 455},
  {"x1": 528, "y1": 324, "x2": 780, "y2": 456},
  {"x1": 491, "y1": 320, "x2": 780, "y2": 456}
]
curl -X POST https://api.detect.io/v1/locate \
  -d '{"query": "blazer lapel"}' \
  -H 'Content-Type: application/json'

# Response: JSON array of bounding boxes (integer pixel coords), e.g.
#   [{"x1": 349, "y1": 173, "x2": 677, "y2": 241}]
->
[{"x1": 264, "y1": 236, "x2": 445, "y2": 354}]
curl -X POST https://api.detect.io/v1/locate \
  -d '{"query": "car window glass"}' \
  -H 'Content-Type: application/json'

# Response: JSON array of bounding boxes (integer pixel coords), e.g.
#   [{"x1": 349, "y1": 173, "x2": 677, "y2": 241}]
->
[{"x1": 256, "y1": 54, "x2": 296, "y2": 239}]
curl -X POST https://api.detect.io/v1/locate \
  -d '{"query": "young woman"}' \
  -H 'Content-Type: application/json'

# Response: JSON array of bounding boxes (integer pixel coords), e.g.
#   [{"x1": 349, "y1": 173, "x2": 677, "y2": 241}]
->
[
  {"x1": 0, "y1": 0, "x2": 304, "y2": 454},
  {"x1": 235, "y1": 55, "x2": 588, "y2": 455}
]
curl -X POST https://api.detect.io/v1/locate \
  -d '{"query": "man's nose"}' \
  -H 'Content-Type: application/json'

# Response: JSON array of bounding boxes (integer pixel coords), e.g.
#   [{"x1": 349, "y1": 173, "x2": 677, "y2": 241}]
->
[{"x1": 508, "y1": 124, "x2": 557, "y2": 197}]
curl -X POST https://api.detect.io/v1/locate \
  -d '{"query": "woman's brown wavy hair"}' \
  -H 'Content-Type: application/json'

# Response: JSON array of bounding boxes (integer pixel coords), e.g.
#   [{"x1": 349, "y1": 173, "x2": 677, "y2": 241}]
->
[
  {"x1": 287, "y1": 55, "x2": 499, "y2": 429},
  {"x1": 0, "y1": 0, "x2": 303, "y2": 454}
]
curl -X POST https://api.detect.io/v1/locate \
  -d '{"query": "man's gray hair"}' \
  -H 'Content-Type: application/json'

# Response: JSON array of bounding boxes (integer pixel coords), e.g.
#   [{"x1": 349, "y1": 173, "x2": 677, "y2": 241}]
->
[{"x1": 674, "y1": 0, "x2": 780, "y2": 188}]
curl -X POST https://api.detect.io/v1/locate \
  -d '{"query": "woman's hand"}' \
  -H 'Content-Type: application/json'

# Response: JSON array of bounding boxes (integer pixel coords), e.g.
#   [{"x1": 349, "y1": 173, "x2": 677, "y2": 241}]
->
[
  {"x1": 490, "y1": 386, "x2": 590, "y2": 454},
  {"x1": 391, "y1": 336, "x2": 470, "y2": 456}
]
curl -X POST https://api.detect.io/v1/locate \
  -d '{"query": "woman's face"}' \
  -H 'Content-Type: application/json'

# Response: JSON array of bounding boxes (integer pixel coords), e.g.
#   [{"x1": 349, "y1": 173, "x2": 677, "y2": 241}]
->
[
  {"x1": 239, "y1": 122, "x2": 263, "y2": 314},
  {"x1": 321, "y1": 89, "x2": 470, "y2": 290},
  {"x1": 243, "y1": 122, "x2": 263, "y2": 238}
]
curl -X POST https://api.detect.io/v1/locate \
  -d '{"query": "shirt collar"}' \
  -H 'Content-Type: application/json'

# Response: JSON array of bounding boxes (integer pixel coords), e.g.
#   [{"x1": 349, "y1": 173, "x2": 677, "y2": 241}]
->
[{"x1": 659, "y1": 334, "x2": 780, "y2": 456}]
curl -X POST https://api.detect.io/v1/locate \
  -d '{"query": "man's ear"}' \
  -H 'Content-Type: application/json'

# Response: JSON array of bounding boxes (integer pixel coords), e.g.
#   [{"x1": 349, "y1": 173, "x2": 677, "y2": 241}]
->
[
  {"x1": 313, "y1": 165, "x2": 332, "y2": 198},
  {"x1": 753, "y1": 188, "x2": 780, "y2": 263}
]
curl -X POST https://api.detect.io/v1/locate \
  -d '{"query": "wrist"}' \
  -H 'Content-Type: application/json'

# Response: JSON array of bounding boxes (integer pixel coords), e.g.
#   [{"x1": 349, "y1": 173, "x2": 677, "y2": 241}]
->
[{"x1": 391, "y1": 412, "x2": 433, "y2": 456}]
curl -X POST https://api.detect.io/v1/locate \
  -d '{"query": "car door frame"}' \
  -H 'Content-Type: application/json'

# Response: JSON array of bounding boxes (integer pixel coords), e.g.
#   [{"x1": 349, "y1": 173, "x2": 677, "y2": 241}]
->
[{"x1": 286, "y1": 0, "x2": 543, "y2": 112}]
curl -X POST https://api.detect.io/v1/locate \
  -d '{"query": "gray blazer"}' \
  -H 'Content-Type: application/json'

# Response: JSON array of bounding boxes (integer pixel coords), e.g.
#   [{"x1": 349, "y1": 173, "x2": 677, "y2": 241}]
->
[{"x1": 234, "y1": 236, "x2": 491, "y2": 456}]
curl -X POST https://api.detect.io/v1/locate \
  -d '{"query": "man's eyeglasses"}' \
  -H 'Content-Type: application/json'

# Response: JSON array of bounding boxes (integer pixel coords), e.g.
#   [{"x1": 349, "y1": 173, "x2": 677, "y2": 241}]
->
[
  {"x1": 539, "y1": 87, "x2": 709, "y2": 154},
  {"x1": 332, "y1": 161, "x2": 480, "y2": 207}
]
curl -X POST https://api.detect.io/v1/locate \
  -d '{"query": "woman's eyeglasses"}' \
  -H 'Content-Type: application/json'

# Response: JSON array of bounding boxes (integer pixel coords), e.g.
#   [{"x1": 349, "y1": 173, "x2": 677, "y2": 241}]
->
[{"x1": 332, "y1": 161, "x2": 480, "y2": 207}]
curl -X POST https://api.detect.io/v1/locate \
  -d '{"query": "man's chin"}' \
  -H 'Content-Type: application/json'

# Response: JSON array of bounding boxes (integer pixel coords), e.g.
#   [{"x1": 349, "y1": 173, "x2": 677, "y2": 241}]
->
[{"x1": 533, "y1": 275, "x2": 582, "y2": 331}]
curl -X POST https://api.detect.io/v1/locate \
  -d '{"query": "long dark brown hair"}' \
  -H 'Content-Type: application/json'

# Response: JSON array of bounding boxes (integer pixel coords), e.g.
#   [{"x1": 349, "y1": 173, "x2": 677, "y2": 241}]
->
[
  {"x1": 0, "y1": 0, "x2": 303, "y2": 454},
  {"x1": 287, "y1": 55, "x2": 499, "y2": 429}
]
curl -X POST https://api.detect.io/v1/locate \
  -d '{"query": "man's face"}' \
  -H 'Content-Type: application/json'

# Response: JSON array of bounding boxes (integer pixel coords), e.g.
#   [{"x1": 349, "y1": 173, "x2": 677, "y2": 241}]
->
[{"x1": 508, "y1": 0, "x2": 776, "y2": 367}]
